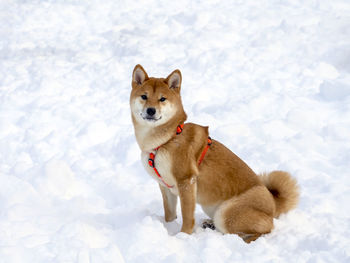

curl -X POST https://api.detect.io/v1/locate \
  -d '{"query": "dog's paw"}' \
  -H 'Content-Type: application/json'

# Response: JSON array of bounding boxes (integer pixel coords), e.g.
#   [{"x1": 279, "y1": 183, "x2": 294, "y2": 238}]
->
[{"x1": 201, "y1": 219, "x2": 216, "y2": 230}]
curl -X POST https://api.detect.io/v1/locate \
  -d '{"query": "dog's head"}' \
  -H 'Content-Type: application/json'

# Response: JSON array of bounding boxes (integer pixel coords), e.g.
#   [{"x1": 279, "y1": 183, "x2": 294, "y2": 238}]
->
[{"x1": 130, "y1": 64, "x2": 185, "y2": 126}]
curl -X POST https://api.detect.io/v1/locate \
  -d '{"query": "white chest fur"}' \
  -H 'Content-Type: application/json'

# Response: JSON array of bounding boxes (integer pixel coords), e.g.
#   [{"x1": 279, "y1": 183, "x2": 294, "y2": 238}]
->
[{"x1": 141, "y1": 149, "x2": 179, "y2": 195}]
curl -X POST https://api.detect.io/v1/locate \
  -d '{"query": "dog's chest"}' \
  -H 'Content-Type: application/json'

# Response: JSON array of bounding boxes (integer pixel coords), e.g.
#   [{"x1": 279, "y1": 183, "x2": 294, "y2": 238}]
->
[{"x1": 141, "y1": 150, "x2": 178, "y2": 195}]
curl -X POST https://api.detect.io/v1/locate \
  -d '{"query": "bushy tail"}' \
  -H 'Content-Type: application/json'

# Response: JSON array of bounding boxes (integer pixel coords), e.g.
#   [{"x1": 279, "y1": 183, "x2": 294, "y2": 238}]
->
[{"x1": 260, "y1": 171, "x2": 299, "y2": 218}]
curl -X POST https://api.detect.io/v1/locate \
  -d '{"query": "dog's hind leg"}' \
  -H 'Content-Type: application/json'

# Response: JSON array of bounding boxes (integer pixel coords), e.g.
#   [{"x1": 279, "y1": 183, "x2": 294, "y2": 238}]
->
[{"x1": 213, "y1": 186, "x2": 275, "y2": 243}]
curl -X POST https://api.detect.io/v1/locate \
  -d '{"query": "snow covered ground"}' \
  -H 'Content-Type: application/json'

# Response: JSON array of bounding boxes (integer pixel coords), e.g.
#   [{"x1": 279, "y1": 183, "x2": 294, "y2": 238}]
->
[{"x1": 1, "y1": 0, "x2": 350, "y2": 262}]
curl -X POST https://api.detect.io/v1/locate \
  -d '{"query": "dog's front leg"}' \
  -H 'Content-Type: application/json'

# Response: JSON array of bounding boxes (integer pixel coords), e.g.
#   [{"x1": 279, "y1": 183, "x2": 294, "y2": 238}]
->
[
  {"x1": 159, "y1": 184, "x2": 177, "y2": 222},
  {"x1": 178, "y1": 177, "x2": 197, "y2": 234}
]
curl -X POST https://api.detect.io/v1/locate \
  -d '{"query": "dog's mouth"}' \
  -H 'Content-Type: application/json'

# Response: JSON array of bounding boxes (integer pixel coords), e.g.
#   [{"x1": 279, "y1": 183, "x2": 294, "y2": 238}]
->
[{"x1": 141, "y1": 114, "x2": 162, "y2": 122}]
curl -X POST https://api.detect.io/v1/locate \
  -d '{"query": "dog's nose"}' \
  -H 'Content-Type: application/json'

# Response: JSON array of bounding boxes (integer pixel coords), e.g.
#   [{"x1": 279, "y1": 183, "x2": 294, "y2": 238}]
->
[{"x1": 147, "y1": 107, "x2": 156, "y2": 116}]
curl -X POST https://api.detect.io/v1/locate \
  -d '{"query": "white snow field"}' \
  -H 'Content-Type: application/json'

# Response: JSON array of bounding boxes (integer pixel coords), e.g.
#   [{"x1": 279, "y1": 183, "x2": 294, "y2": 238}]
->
[{"x1": 1, "y1": 0, "x2": 350, "y2": 262}]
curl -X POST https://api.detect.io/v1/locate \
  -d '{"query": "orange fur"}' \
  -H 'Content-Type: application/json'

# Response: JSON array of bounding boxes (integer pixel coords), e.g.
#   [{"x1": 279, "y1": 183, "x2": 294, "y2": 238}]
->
[{"x1": 130, "y1": 65, "x2": 300, "y2": 242}]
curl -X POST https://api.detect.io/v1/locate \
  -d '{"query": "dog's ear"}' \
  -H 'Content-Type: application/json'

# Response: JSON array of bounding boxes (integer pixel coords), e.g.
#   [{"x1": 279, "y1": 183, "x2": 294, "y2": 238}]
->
[
  {"x1": 166, "y1": 69, "x2": 182, "y2": 91},
  {"x1": 132, "y1": 64, "x2": 149, "y2": 86}
]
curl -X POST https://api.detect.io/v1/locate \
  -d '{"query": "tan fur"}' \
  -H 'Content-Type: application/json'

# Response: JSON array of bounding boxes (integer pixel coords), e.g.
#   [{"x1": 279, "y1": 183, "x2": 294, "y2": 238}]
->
[
  {"x1": 130, "y1": 65, "x2": 300, "y2": 242},
  {"x1": 259, "y1": 171, "x2": 300, "y2": 218},
  {"x1": 213, "y1": 186, "x2": 275, "y2": 242}
]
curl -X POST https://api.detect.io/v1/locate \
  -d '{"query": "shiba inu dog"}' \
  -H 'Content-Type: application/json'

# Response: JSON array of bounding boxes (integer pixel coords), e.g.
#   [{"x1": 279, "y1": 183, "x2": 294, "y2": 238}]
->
[{"x1": 130, "y1": 64, "x2": 299, "y2": 242}]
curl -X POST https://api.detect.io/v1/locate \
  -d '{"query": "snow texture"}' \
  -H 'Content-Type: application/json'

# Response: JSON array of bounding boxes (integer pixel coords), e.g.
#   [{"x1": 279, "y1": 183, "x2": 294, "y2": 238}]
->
[{"x1": 1, "y1": 0, "x2": 350, "y2": 262}]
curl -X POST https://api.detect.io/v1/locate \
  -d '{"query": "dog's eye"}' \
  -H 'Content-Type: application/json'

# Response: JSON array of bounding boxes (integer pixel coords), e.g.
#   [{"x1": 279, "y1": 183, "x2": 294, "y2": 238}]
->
[
  {"x1": 159, "y1": 97, "x2": 166, "y2": 102},
  {"x1": 141, "y1": 95, "x2": 147, "y2": 100}
]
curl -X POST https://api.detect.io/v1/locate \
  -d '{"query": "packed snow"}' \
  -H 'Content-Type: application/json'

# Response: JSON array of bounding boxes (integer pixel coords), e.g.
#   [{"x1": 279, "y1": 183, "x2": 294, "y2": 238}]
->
[{"x1": 1, "y1": 0, "x2": 350, "y2": 262}]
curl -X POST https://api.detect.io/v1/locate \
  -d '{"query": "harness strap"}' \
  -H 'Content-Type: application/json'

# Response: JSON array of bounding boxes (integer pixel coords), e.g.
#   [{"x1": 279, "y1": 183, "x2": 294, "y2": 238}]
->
[
  {"x1": 176, "y1": 124, "x2": 184, "y2": 134},
  {"x1": 148, "y1": 124, "x2": 211, "y2": 189},
  {"x1": 198, "y1": 137, "x2": 212, "y2": 165},
  {"x1": 148, "y1": 152, "x2": 174, "y2": 188}
]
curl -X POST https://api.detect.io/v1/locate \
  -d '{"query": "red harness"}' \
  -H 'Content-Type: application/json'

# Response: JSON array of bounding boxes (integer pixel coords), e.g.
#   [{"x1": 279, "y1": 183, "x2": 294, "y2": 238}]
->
[{"x1": 148, "y1": 124, "x2": 212, "y2": 188}]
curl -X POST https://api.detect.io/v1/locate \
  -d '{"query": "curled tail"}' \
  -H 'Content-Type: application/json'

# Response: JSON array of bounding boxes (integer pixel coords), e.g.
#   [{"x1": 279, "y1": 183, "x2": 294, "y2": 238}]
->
[{"x1": 260, "y1": 171, "x2": 299, "y2": 218}]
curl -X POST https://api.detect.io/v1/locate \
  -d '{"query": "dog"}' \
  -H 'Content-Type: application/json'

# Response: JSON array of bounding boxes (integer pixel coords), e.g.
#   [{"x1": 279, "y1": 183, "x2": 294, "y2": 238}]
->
[{"x1": 130, "y1": 64, "x2": 299, "y2": 242}]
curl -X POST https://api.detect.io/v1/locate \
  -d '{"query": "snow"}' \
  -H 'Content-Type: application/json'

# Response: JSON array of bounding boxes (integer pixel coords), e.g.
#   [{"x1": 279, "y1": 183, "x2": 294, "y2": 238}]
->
[{"x1": 1, "y1": 0, "x2": 350, "y2": 262}]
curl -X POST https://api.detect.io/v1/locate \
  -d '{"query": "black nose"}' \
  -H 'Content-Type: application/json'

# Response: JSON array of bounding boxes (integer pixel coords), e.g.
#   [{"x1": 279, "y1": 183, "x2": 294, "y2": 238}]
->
[{"x1": 146, "y1": 107, "x2": 156, "y2": 116}]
